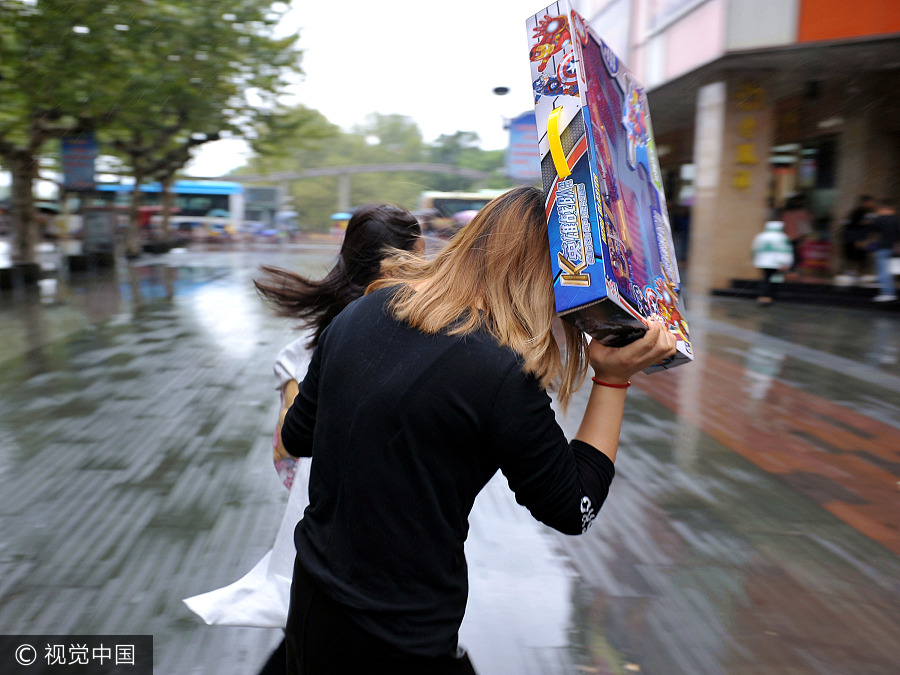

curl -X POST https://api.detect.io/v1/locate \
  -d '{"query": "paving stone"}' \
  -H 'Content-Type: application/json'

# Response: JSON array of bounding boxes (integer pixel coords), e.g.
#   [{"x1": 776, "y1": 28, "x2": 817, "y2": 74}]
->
[{"x1": 0, "y1": 245, "x2": 899, "y2": 674}]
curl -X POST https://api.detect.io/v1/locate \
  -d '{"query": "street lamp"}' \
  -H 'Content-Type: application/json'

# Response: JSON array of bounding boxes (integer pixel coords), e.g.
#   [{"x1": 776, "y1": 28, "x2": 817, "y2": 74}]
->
[{"x1": 492, "y1": 86, "x2": 513, "y2": 130}]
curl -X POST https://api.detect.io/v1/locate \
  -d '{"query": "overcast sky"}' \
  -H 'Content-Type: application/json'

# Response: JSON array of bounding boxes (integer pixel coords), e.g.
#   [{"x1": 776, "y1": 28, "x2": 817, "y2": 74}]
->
[{"x1": 187, "y1": 0, "x2": 550, "y2": 176}]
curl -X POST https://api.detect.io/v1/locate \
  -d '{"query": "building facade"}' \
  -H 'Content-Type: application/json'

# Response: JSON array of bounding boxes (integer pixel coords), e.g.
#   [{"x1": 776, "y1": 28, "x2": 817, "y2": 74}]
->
[{"x1": 581, "y1": 0, "x2": 900, "y2": 292}]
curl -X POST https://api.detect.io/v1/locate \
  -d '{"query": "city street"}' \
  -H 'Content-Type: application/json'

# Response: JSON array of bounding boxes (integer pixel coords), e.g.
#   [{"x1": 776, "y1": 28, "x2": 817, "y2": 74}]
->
[{"x1": 1, "y1": 241, "x2": 899, "y2": 674}]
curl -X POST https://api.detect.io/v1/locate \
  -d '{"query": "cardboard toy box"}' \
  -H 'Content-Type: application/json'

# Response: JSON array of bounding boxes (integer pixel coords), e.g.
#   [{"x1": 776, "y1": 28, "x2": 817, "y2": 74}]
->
[{"x1": 526, "y1": 2, "x2": 692, "y2": 371}]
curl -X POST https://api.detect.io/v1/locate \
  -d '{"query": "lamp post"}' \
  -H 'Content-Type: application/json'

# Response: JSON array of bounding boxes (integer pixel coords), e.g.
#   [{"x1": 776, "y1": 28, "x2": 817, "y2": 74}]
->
[
  {"x1": 492, "y1": 86, "x2": 512, "y2": 131},
  {"x1": 492, "y1": 86, "x2": 542, "y2": 185}
]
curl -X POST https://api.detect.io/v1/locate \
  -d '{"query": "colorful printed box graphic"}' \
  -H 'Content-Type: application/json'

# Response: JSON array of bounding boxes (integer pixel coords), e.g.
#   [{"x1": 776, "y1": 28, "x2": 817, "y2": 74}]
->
[{"x1": 527, "y1": 2, "x2": 692, "y2": 371}]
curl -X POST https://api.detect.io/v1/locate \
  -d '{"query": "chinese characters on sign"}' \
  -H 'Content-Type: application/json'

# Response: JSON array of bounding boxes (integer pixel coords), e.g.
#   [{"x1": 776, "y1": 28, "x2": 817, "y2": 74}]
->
[
  {"x1": 61, "y1": 134, "x2": 98, "y2": 191},
  {"x1": 506, "y1": 112, "x2": 542, "y2": 184},
  {"x1": 732, "y1": 82, "x2": 766, "y2": 191}
]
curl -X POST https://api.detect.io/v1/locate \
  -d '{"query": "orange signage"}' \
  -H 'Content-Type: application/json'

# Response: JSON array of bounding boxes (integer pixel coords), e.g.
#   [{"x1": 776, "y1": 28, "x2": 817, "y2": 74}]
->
[{"x1": 798, "y1": 0, "x2": 900, "y2": 42}]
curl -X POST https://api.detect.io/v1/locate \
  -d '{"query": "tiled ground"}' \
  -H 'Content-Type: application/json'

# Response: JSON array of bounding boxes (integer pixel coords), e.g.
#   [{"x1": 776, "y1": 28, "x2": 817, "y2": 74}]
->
[{"x1": 1, "y1": 244, "x2": 899, "y2": 674}]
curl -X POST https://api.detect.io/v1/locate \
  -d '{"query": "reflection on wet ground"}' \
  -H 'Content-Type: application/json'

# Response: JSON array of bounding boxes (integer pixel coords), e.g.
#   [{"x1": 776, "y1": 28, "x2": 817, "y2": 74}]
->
[
  {"x1": 1, "y1": 246, "x2": 899, "y2": 674},
  {"x1": 549, "y1": 296, "x2": 900, "y2": 674}
]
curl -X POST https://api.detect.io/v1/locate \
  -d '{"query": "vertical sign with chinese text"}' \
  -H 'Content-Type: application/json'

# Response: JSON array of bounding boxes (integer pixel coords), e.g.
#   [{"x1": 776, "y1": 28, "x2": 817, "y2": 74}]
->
[
  {"x1": 732, "y1": 81, "x2": 765, "y2": 191},
  {"x1": 506, "y1": 112, "x2": 542, "y2": 184},
  {"x1": 61, "y1": 134, "x2": 97, "y2": 191}
]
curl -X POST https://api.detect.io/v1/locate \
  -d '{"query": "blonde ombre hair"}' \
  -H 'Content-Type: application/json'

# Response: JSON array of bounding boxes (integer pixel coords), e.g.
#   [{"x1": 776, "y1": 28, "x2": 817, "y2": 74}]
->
[{"x1": 369, "y1": 186, "x2": 588, "y2": 406}]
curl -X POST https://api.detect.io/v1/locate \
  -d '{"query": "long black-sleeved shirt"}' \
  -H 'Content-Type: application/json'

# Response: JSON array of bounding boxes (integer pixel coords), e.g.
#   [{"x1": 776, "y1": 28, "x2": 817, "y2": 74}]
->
[
  {"x1": 871, "y1": 213, "x2": 900, "y2": 251},
  {"x1": 281, "y1": 287, "x2": 615, "y2": 657}
]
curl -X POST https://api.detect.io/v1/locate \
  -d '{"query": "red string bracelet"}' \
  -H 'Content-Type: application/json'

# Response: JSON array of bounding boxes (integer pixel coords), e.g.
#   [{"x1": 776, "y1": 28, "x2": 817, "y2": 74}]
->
[{"x1": 591, "y1": 376, "x2": 631, "y2": 389}]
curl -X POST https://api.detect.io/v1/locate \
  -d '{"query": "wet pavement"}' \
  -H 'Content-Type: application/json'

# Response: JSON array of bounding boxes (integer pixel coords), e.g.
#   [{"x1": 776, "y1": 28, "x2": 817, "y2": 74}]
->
[{"x1": 1, "y1": 241, "x2": 899, "y2": 674}]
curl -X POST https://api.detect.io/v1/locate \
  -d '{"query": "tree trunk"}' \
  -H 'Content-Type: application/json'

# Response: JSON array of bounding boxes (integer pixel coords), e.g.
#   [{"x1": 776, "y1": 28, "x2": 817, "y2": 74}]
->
[
  {"x1": 126, "y1": 167, "x2": 144, "y2": 258},
  {"x1": 8, "y1": 150, "x2": 40, "y2": 264},
  {"x1": 160, "y1": 173, "x2": 175, "y2": 241}
]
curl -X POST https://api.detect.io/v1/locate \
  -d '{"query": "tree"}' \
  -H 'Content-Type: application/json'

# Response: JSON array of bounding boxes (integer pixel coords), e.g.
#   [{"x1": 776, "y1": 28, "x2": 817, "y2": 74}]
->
[
  {"x1": 239, "y1": 108, "x2": 514, "y2": 231},
  {"x1": 428, "y1": 132, "x2": 483, "y2": 192},
  {"x1": 239, "y1": 112, "x2": 427, "y2": 230},
  {"x1": 428, "y1": 132, "x2": 510, "y2": 190},
  {"x1": 111, "y1": 128, "x2": 221, "y2": 252},
  {"x1": 99, "y1": 0, "x2": 302, "y2": 254},
  {"x1": 457, "y1": 147, "x2": 510, "y2": 190},
  {"x1": 353, "y1": 113, "x2": 425, "y2": 161},
  {"x1": 0, "y1": 0, "x2": 121, "y2": 263},
  {"x1": 249, "y1": 105, "x2": 338, "y2": 160},
  {"x1": 0, "y1": 0, "x2": 302, "y2": 260}
]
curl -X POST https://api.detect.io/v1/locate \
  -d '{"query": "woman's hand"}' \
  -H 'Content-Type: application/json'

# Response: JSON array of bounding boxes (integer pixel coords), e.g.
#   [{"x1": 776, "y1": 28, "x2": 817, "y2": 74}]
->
[
  {"x1": 575, "y1": 323, "x2": 678, "y2": 463},
  {"x1": 273, "y1": 379, "x2": 300, "y2": 463},
  {"x1": 588, "y1": 322, "x2": 677, "y2": 384}
]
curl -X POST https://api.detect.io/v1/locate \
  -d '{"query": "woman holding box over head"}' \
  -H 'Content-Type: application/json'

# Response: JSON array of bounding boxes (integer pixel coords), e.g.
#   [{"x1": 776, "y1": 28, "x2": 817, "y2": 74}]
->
[{"x1": 279, "y1": 186, "x2": 676, "y2": 674}]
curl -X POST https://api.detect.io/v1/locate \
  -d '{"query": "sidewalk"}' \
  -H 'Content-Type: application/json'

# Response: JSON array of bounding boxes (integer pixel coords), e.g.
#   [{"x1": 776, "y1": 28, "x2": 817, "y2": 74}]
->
[
  {"x1": 1, "y1": 250, "x2": 899, "y2": 674},
  {"x1": 713, "y1": 273, "x2": 900, "y2": 310}
]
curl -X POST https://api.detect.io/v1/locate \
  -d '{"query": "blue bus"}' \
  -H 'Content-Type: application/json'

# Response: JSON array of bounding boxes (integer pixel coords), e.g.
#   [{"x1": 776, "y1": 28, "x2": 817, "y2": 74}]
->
[{"x1": 96, "y1": 180, "x2": 245, "y2": 237}]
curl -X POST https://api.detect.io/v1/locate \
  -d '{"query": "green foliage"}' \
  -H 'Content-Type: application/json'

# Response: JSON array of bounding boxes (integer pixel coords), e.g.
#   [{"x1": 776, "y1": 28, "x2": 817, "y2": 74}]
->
[
  {"x1": 250, "y1": 105, "x2": 337, "y2": 159},
  {"x1": 467, "y1": 149, "x2": 515, "y2": 189},
  {"x1": 0, "y1": 0, "x2": 303, "y2": 258},
  {"x1": 98, "y1": 0, "x2": 301, "y2": 185},
  {"x1": 426, "y1": 132, "x2": 515, "y2": 191},
  {"x1": 0, "y1": 0, "x2": 119, "y2": 145},
  {"x1": 87, "y1": 0, "x2": 303, "y2": 251},
  {"x1": 353, "y1": 114, "x2": 424, "y2": 161},
  {"x1": 101, "y1": 0, "x2": 300, "y2": 144},
  {"x1": 241, "y1": 111, "x2": 513, "y2": 231},
  {"x1": 0, "y1": 2, "x2": 515, "y2": 244}
]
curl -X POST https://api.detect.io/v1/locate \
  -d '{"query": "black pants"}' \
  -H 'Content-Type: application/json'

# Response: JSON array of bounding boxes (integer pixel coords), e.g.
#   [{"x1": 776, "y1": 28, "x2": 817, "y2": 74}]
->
[
  {"x1": 790, "y1": 239, "x2": 801, "y2": 270},
  {"x1": 843, "y1": 240, "x2": 868, "y2": 272},
  {"x1": 256, "y1": 637, "x2": 286, "y2": 675},
  {"x1": 285, "y1": 559, "x2": 477, "y2": 675},
  {"x1": 759, "y1": 268, "x2": 779, "y2": 299}
]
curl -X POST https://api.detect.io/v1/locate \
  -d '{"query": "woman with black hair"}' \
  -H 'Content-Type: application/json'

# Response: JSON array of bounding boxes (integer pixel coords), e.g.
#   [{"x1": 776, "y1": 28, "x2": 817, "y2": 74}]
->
[
  {"x1": 257, "y1": 204, "x2": 423, "y2": 674},
  {"x1": 256, "y1": 203, "x2": 425, "y2": 476},
  {"x1": 183, "y1": 203, "x2": 424, "y2": 675},
  {"x1": 255, "y1": 203, "x2": 425, "y2": 349}
]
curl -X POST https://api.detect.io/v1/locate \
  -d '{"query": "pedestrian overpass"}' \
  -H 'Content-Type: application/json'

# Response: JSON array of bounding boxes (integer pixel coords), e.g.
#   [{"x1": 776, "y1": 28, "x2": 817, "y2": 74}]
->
[{"x1": 206, "y1": 163, "x2": 493, "y2": 213}]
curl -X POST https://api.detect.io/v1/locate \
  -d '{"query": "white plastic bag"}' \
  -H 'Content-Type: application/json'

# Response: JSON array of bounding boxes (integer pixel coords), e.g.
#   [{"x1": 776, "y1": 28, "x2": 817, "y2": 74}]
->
[
  {"x1": 183, "y1": 336, "x2": 313, "y2": 628},
  {"x1": 183, "y1": 458, "x2": 310, "y2": 628}
]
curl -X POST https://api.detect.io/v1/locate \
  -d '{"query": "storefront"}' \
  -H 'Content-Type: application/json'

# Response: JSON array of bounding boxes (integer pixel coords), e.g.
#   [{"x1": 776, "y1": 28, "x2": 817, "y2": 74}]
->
[{"x1": 584, "y1": 0, "x2": 900, "y2": 293}]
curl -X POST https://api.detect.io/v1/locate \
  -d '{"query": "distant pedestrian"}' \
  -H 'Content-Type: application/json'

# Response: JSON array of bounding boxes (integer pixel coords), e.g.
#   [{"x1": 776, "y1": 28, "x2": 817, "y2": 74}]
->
[
  {"x1": 869, "y1": 198, "x2": 899, "y2": 302},
  {"x1": 279, "y1": 186, "x2": 676, "y2": 673},
  {"x1": 841, "y1": 194, "x2": 876, "y2": 277},
  {"x1": 752, "y1": 220, "x2": 794, "y2": 305},
  {"x1": 780, "y1": 194, "x2": 812, "y2": 272},
  {"x1": 183, "y1": 204, "x2": 424, "y2": 675}
]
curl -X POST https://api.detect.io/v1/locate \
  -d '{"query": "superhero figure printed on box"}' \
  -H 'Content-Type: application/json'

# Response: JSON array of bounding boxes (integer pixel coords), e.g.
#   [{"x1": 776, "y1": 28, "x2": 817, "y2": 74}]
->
[
  {"x1": 571, "y1": 10, "x2": 589, "y2": 46},
  {"x1": 622, "y1": 75, "x2": 649, "y2": 170},
  {"x1": 530, "y1": 14, "x2": 579, "y2": 100},
  {"x1": 532, "y1": 63, "x2": 578, "y2": 101},
  {"x1": 530, "y1": 14, "x2": 571, "y2": 71},
  {"x1": 645, "y1": 274, "x2": 687, "y2": 341}
]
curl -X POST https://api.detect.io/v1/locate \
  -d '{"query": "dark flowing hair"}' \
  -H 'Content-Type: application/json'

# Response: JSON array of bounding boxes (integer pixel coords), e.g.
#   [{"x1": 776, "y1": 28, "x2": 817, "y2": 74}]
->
[{"x1": 254, "y1": 204, "x2": 422, "y2": 348}]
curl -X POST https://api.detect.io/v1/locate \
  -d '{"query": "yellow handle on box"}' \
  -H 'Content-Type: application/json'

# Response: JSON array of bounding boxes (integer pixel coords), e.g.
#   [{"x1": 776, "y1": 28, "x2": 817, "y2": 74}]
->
[{"x1": 547, "y1": 107, "x2": 571, "y2": 179}]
